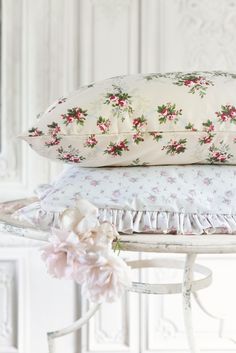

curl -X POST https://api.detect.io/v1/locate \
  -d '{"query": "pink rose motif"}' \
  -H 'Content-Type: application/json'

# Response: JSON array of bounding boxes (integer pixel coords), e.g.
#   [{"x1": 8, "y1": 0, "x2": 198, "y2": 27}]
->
[
  {"x1": 161, "y1": 108, "x2": 168, "y2": 115},
  {"x1": 62, "y1": 107, "x2": 87, "y2": 126},
  {"x1": 174, "y1": 74, "x2": 213, "y2": 98},
  {"x1": 216, "y1": 105, "x2": 236, "y2": 124},
  {"x1": 221, "y1": 114, "x2": 228, "y2": 122},
  {"x1": 90, "y1": 180, "x2": 100, "y2": 186},
  {"x1": 67, "y1": 116, "x2": 74, "y2": 123},
  {"x1": 186, "y1": 196, "x2": 194, "y2": 204},
  {"x1": 203, "y1": 177, "x2": 212, "y2": 185},
  {"x1": 122, "y1": 172, "x2": 130, "y2": 177},
  {"x1": 97, "y1": 117, "x2": 111, "y2": 134},
  {"x1": 28, "y1": 127, "x2": 44, "y2": 137},
  {"x1": 199, "y1": 135, "x2": 213, "y2": 145},
  {"x1": 129, "y1": 178, "x2": 138, "y2": 183},
  {"x1": 167, "y1": 177, "x2": 176, "y2": 184},
  {"x1": 223, "y1": 198, "x2": 231, "y2": 205},
  {"x1": 104, "y1": 85, "x2": 133, "y2": 121},
  {"x1": 84, "y1": 134, "x2": 98, "y2": 148},
  {"x1": 160, "y1": 171, "x2": 168, "y2": 176},
  {"x1": 208, "y1": 141, "x2": 233, "y2": 164},
  {"x1": 157, "y1": 103, "x2": 182, "y2": 124},
  {"x1": 112, "y1": 190, "x2": 121, "y2": 197},
  {"x1": 132, "y1": 132, "x2": 144, "y2": 144},
  {"x1": 184, "y1": 79, "x2": 194, "y2": 87},
  {"x1": 109, "y1": 95, "x2": 118, "y2": 103},
  {"x1": 104, "y1": 139, "x2": 129, "y2": 156},
  {"x1": 118, "y1": 99, "x2": 127, "y2": 107},
  {"x1": 132, "y1": 115, "x2": 147, "y2": 131},
  {"x1": 45, "y1": 137, "x2": 61, "y2": 147},
  {"x1": 225, "y1": 190, "x2": 233, "y2": 197},
  {"x1": 148, "y1": 195, "x2": 157, "y2": 203}
]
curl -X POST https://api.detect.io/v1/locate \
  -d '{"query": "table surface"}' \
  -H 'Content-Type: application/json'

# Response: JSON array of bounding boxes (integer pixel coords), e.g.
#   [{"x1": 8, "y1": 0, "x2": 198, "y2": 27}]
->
[{"x1": 1, "y1": 198, "x2": 236, "y2": 254}]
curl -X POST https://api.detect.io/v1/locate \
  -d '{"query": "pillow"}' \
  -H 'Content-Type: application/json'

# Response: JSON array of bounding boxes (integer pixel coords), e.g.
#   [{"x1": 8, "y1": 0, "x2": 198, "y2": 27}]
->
[
  {"x1": 20, "y1": 71, "x2": 236, "y2": 166},
  {"x1": 14, "y1": 165, "x2": 236, "y2": 235}
]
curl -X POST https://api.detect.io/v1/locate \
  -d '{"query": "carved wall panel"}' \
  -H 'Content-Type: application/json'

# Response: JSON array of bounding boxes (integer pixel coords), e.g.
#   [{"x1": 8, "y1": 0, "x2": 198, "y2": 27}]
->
[{"x1": 0, "y1": 261, "x2": 16, "y2": 350}]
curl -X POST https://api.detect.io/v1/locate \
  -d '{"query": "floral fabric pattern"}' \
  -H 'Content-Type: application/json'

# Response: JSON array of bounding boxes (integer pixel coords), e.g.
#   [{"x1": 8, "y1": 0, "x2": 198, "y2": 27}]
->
[
  {"x1": 28, "y1": 127, "x2": 44, "y2": 137},
  {"x1": 162, "y1": 138, "x2": 187, "y2": 155},
  {"x1": 216, "y1": 105, "x2": 236, "y2": 123},
  {"x1": 104, "y1": 84, "x2": 133, "y2": 121},
  {"x1": 97, "y1": 116, "x2": 111, "y2": 134},
  {"x1": 104, "y1": 139, "x2": 129, "y2": 156},
  {"x1": 22, "y1": 71, "x2": 236, "y2": 166},
  {"x1": 45, "y1": 122, "x2": 61, "y2": 147},
  {"x1": 62, "y1": 107, "x2": 87, "y2": 126},
  {"x1": 57, "y1": 145, "x2": 85, "y2": 163},
  {"x1": 84, "y1": 134, "x2": 98, "y2": 148},
  {"x1": 173, "y1": 74, "x2": 214, "y2": 98},
  {"x1": 157, "y1": 103, "x2": 182, "y2": 124},
  {"x1": 14, "y1": 165, "x2": 236, "y2": 235},
  {"x1": 208, "y1": 142, "x2": 233, "y2": 163}
]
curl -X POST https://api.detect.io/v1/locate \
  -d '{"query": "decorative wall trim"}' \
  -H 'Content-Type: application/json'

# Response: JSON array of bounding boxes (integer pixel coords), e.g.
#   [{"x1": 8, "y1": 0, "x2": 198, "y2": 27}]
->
[
  {"x1": 79, "y1": 0, "x2": 140, "y2": 85},
  {"x1": 175, "y1": 0, "x2": 236, "y2": 70},
  {"x1": 0, "y1": 0, "x2": 23, "y2": 188},
  {"x1": 0, "y1": 0, "x2": 81, "y2": 201},
  {"x1": 0, "y1": 250, "x2": 28, "y2": 353}
]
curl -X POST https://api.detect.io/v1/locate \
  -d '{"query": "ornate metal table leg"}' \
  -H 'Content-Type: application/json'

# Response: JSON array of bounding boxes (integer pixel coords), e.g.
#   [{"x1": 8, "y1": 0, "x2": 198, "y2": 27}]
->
[
  {"x1": 47, "y1": 303, "x2": 101, "y2": 353},
  {"x1": 182, "y1": 253, "x2": 199, "y2": 353}
]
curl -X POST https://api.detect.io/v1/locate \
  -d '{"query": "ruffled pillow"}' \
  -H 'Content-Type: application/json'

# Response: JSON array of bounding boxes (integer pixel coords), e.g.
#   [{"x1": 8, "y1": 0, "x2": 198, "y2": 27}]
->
[{"x1": 14, "y1": 165, "x2": 236, "y2": 235}]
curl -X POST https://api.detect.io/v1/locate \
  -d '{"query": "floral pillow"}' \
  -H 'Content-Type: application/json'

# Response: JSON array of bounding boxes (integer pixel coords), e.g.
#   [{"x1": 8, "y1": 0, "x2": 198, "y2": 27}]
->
[
  {"x1": 14, "y1": 165, "x2": 236, "y2": 235},
  {"x1": 20, "y1": 71, "x2": 236, "y2": 166}
]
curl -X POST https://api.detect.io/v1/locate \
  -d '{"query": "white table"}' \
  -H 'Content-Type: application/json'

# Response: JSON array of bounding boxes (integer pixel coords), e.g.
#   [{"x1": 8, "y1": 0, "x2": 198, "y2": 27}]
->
[{"x1": 1, "y1": 199, "x2": 236, "y2": 353}]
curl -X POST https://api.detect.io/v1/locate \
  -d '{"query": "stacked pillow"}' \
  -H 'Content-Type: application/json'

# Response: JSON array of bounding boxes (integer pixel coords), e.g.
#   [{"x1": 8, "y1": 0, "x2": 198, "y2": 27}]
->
[
  {"x1": 17, "y1": 71, "x2": 236, "y2": 235},
  {"x1": 15, "y1": 165, "x2": 236, "y2": 235},
  {"x1": 20, "y1": 71, "x2": 236, "y2": 166}
]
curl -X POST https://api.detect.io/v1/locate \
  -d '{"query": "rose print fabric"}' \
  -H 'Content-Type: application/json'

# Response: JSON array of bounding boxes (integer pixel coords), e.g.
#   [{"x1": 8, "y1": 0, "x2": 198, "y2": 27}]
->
[
  {"x1": 20, "y1": 71, "x2": 236, "y2": 166},
  {"x1": 14, "y1": 165, "x2": 236, "y2": 235}
]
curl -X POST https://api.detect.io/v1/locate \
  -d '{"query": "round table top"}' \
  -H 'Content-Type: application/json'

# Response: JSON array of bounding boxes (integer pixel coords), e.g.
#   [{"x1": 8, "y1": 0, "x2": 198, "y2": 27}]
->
[{"x1": 1, "y1": 198, "x2": 236, "y2": 254}]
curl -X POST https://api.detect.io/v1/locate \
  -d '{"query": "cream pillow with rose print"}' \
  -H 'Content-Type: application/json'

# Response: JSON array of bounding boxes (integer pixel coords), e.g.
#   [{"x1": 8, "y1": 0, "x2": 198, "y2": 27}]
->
[{"x1": 20, "y1": 71, "x2": 236, "y2": 166}]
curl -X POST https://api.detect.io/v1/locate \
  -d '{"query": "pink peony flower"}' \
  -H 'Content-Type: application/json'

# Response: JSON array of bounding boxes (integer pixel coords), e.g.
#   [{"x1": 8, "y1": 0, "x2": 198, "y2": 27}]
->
[
  {"x1": 41, "y1": 198, "x2": 130, "y2": 303},
  {"x1": 79, "y1": 252, "x2": 131, "y2": 303},
  {"x1": 41, "y1": 228, "x2": 85, "y2": 280}
]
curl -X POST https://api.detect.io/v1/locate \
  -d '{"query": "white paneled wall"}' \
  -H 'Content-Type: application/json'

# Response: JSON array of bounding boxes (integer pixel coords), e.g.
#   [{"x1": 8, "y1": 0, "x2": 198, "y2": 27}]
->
[{"x1": 1, "y1": 1, "x2": 236, "y2": 352}]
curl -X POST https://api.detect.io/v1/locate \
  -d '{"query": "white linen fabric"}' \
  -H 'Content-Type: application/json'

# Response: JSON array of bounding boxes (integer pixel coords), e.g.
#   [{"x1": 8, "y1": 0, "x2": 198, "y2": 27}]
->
[{"x1": 14, "y1": 165, "x2": 236, "y2": 235}]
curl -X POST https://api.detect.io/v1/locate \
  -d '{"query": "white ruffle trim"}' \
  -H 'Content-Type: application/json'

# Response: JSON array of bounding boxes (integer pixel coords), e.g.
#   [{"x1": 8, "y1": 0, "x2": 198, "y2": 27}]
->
[{"x1": 13, "y1": 201, "x2": 236, "y2": 235}]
